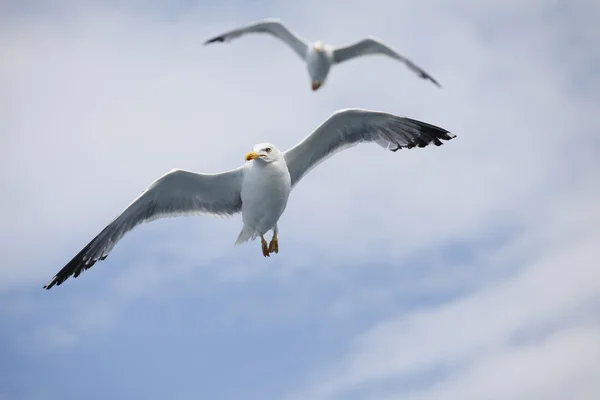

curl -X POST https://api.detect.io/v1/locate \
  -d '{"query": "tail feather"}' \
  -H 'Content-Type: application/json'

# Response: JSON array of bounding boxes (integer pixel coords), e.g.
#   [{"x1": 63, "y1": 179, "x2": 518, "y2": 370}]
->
[{"x1": 235, "y1": 226, "x2": 255, "y2": 246}]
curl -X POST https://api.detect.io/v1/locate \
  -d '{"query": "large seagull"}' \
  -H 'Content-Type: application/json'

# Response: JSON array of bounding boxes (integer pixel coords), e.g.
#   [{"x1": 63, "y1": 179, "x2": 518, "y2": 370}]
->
[
  {"x1": 204, "y1": 18, "x2": 441, "y2": 91},
  {"x1": 43, "y1": 109, "x2": 455, "y2": 289}
]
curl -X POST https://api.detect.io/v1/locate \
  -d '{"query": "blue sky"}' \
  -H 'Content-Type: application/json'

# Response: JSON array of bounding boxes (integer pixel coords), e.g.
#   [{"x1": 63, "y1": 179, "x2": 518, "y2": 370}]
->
[{"x1": 2, "y1": 0, "x2": 600, "y2": 399}]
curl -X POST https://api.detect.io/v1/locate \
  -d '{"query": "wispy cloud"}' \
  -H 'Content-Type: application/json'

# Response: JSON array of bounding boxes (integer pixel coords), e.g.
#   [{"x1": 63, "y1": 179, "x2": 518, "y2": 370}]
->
[{"x1": 287, "y1": 179, "x2": 600, "y2": 398}]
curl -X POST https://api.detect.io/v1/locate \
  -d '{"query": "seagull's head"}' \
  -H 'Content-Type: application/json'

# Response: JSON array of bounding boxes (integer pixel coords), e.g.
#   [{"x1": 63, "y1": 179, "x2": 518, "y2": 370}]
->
[
  {"x1": 313, "y1": 41, "x2": 324, "y2": 53},
  {"x1": 245, "y1": 143, "x2": 282, "y2": 163}
]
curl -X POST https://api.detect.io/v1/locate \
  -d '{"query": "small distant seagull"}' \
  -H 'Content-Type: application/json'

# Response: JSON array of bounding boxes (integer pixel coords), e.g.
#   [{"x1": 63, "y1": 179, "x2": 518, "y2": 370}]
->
[
  {"x1": 43, "y1": 109, "x2": 455, "y2": 289},
  {"x1": 204, "y1": 18, "x2": 441, "y2": 91}
]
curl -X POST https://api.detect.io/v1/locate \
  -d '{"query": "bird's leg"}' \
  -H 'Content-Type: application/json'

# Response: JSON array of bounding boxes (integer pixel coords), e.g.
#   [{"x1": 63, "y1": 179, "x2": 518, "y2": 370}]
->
[
  {"x1": 268, "y1": 225, "x2": 279, "y2": 254},
  {"x1": 260, "y1": 235, "x2": 270, "y2": 257}
]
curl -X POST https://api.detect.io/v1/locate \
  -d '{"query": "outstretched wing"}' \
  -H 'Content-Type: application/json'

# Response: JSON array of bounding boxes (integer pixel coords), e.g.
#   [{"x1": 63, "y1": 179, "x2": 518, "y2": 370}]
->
[
  {"x1": 332, "y1": 37, "x2": 441, "y2": 87},
  {"x1": 283, "y1": 109, "x2": 455, "y2": 188},
  {"x1": 204, "y1": 18, "x2": 309, "y2": 60},
  {"x1": 43, "y1": 168, "x2": 244, "y2": 289}
]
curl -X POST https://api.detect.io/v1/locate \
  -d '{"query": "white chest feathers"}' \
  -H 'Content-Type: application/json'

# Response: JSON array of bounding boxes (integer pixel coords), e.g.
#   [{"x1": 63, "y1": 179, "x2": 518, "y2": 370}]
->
[
  {"x1": 306, "y1": 47, "x2": 333, "y2": 82},
  {"x1": 240, "y1": 160, "x2": 292, "y2": 233}
]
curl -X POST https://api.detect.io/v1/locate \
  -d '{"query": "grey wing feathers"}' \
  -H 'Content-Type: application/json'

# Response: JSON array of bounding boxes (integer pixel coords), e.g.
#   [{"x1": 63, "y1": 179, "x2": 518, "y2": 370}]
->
[
  {"x1": 283, "y1": 109, "x2": 455, "y2": 187},
  {"x1": 43, "y1": 168, "x2": 244, "y2": 289},
  {"x1": 332, "y1": 37, "x2": 441, "y2": 87},
  {"x1": 203, "y1": 18, "x2": 309, "y2": 60}
]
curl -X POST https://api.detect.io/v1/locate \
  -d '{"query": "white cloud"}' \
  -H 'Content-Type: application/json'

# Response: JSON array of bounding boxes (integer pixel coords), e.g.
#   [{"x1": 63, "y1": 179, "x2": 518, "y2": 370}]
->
[
  {"x1": 1, "y1": 1, "x2": 599, "y2": 398},
  {"x1": 406, "y1": 324, "x2": 600, "y2": 400},
  {"x1": 2, "y1": 0, "x2": 597, "y2": 287},
  {"x1": 286, "y1": 175, "x2": 600, "y2": 399}
]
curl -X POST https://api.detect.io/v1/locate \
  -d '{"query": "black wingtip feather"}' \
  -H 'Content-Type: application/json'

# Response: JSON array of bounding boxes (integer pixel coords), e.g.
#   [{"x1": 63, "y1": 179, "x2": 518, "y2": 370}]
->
[
  {"x1": 204, "y1": 36, "x2": 226, "y2": 45},
  {"x1": 419, "y1": 72, "x2": 442, "y2": 89},
  {"x1": 391, "y1": 118, "x2": 456, "y2": 152},
  {"x1": 419, "y1": 72, "x2": 442, "y2": 88},
  {"x1": 43, "y1": 232, "x2": 106, "y2": 290}
]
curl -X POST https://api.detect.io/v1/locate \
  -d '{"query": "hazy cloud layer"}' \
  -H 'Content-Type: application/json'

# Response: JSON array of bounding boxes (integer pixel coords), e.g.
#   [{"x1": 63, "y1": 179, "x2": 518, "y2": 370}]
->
[{"x1": 1, "y1": 0, "x2": 599, "y2": 399}]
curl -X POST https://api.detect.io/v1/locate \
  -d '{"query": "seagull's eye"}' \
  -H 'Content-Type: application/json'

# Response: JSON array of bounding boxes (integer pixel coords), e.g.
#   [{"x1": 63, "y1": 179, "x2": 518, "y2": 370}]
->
[{"x1": 265, "y1": 147, "x2": 272, "y2": 153}]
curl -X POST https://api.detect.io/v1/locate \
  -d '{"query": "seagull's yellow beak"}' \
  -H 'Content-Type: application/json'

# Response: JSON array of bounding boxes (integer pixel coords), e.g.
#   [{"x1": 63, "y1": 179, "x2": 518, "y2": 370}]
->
[{"x1": 245, "y1": 151, "x2": 261, "y2": 161}]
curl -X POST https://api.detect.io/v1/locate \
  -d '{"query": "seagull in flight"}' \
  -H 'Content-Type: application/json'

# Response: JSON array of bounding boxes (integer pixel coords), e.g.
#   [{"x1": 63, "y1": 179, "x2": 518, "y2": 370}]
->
[
  {"x1": 204, "y1": 18, "x2": 441, "y2": 91},
  {"x1": 43, "y1": 109, "x2": 455, "y2": 289}
]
